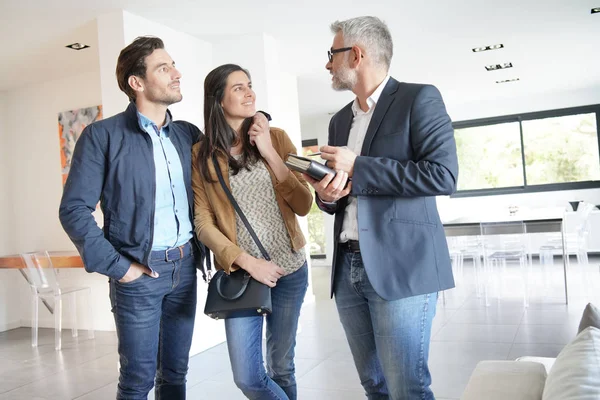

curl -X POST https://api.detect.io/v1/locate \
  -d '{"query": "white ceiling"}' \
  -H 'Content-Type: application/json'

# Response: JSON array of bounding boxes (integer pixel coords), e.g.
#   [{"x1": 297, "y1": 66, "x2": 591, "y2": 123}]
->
[{"x1": 1, "y1": 0, "x2": 599, "y2": 120}]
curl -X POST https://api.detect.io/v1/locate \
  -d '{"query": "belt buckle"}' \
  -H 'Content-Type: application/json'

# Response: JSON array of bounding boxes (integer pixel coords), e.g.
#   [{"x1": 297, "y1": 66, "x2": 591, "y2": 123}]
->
[{"x1": 165, "y1": 243, "x2": 186, "y2": 262}]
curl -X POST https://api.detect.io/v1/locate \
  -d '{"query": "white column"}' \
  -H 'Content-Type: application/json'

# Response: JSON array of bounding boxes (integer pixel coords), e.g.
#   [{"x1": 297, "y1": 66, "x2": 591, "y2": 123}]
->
[
  {"x1": 0, "y1": 93, "x2": 13, "y2": 256},
  {"x1": 96, "y1": 11, "x2": 128, "y2": 119},
  {"x1": 0, "y1": 92, "x2": 22, "y2": 333}
]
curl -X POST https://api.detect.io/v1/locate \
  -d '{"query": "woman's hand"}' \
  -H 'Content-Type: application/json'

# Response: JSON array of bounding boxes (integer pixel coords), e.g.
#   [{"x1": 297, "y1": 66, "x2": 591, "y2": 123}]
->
[
  {"x1": 248, "y1": 114, "x2": 275, "y2": 158},
  {"x1": 236, "y1": 253, "x2": 285, "y2": 287}
]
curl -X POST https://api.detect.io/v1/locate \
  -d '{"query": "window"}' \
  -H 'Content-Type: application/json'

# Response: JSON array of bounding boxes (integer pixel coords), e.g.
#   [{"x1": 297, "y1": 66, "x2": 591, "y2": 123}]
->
[
  {"x1": 455, "y1": 122, "x2": 523, "y2": 190},
  {"x1": 522, "y1": 113, "x2": 600, "y2": 185},
  {"x1": 453, "y1": 105, "x2": 600, "y2": 197},
  {"x1": 301, "y1": 139, "x2": 326, "y2": 258}
]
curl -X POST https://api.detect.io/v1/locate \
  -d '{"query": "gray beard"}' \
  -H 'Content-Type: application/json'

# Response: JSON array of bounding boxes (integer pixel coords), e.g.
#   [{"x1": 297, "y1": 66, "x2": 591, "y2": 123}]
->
[
  {"x1": 332, "y1": 80, "x2": 353, "y2": 91},
  {"x1": 331, "y1": 68, "x2": 357, "y2": 91}
]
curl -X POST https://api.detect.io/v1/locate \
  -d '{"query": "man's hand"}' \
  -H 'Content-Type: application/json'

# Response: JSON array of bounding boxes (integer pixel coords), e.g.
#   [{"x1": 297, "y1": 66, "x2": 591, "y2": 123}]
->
[
  {"x1": 304, "y1": 170, "x2": 352, "y2": 203},
  {"x1": 319, "y1": 145, "x2": 357, "y2": 177},
  {"x1": 118, "y1": 262, "x2": 158, "y2": 283}
]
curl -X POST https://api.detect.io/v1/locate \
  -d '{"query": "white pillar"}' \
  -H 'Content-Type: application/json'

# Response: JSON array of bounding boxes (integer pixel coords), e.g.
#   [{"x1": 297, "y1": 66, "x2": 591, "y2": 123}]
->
[{"x1": 96, "y1": 11, "x2": 128, "y2": 119}]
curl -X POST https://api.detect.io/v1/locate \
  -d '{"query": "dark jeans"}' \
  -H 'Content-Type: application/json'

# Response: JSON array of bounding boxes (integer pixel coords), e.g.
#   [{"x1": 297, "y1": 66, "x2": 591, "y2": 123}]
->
[{"x1": 109, "y1": 249, "x2": 197, "y2": 400}]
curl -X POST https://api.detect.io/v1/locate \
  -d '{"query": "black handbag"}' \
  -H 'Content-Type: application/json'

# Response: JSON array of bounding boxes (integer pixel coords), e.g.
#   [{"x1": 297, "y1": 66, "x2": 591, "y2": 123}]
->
[{"x1": 204, "y1": 154, "x2": 272, "y2": 320}]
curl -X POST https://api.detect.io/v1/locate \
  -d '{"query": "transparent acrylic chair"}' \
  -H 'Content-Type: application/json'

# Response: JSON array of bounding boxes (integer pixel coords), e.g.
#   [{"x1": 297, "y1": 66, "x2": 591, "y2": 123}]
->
[
  {"x1": 20, "y1": 251, "x2": 94, "y2": 350},
  {"x1": 480, "y1": 221, "x2": 531, "y2": 307},
  {"x1": 540, "y1": 202, "x2": 594, "y2": 267},
  {"x1": 539, "y1": 202, "x2": 595, "y2": 294},
  {"x1": 446, "y1": 236, "x2": 484, "y2": 295}
]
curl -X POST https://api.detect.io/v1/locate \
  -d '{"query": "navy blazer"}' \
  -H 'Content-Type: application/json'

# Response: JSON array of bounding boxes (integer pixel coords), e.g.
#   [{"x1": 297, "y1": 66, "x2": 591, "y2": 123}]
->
[{"x1": 319, "y1": 78, "x2": 458, "y2": 301}]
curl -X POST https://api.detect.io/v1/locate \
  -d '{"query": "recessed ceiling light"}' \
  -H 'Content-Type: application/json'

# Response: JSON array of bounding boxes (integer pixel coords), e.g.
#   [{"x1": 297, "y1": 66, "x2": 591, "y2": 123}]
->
[
  {"x1": 66, "y1": 43, "x2": 90, "y2": 51},
  {"x1": 485, "y1": 62, "x2": 513, "y2": 71},
  {"x1": 592, "y1": 7, "x2": 600, "y2": 14},
  {"x1": 496, "y1": 78, "x2": 520, "y2": 84},
  {"x1": 472, "y1": 43, "x2": 504, "y2": 53}
]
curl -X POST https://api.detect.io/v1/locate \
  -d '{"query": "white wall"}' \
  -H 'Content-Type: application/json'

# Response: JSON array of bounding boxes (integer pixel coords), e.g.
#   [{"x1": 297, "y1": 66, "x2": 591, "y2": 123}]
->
[
  {"x1": 0, "y1": 92, "x2": 12, "y2": 255},
  {"x1": 0, "y1": 92, "x2": 22, "y2": 332},
  {"x1": 6, "y1": 71, "x2": 102, "y2": 253},
  {"x1": 446, "y1": 84, "x2": 600, "y2": 122},
  {"x1": 96, "y1": 11, "x2": 128, "y2": 119},
  {"x1": 211, "y1": 33, "x2": 272, "y2": 117},
  {"x1": 0, "y1": 70, "x2": 113, "y2": 332}
]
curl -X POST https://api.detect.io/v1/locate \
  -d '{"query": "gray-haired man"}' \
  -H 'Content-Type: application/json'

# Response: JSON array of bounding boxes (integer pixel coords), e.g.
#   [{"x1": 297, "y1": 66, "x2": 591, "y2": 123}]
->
[{"x1": 305, "y1": 16, "x2": 458, "y2": 399}]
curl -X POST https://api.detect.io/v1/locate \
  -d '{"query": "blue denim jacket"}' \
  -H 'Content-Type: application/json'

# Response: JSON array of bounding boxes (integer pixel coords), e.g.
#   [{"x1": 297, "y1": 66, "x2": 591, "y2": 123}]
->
[{"x1": 59, "y1": 102, "x2": 206, "y2": 280}]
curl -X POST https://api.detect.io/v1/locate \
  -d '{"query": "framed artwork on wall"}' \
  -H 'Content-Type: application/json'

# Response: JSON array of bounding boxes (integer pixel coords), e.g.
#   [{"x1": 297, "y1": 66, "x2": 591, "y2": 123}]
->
[{"x1": 58, "y1": 105, "x2": 103, "y2": 185}]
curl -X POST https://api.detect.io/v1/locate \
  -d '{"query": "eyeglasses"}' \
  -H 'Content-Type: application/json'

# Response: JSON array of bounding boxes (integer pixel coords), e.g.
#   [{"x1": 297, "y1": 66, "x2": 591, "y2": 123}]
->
[{"x1": 327, "y1": 47, "x2": 352, "y2": 63}]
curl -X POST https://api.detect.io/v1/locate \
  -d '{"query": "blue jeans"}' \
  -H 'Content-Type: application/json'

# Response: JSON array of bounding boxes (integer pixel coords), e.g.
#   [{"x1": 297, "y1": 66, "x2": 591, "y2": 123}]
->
[
  {"x1": 334, "y1": 250, "x2": 437, "y2": 400},
  {"x1": 109, "y1": 249, "x2": 197, "y2": 400},
  {"x1": 225, "y1": 263, "x2": 308, "y2": 400}
]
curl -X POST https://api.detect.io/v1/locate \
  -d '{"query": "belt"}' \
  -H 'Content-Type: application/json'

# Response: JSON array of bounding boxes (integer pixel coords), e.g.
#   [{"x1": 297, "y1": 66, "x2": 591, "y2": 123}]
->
[
  {"x1": 150, "y1": 240, "x2": 193, "y2": 262},
  {"x1": 340, "y1": 240, "x2": 361, "y2": 253}
]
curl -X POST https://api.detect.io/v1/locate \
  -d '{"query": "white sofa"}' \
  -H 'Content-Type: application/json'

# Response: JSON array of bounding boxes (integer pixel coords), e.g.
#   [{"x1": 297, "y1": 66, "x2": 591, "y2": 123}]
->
[{"x1": 461, "y1": 304, "x2": 600, "y2": 400}]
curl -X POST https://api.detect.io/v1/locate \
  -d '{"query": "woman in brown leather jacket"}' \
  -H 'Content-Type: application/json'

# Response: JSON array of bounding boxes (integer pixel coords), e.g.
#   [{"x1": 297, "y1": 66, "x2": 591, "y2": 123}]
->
[{"x1": 192, "y1": 64, "x2": 312, "y2": 400}]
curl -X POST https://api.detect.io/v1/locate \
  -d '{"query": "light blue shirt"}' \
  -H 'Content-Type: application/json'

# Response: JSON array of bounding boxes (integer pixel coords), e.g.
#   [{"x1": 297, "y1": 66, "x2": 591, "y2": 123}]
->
[{"x1": 138, "y1": 112, "x2": 193, "y2": 251}]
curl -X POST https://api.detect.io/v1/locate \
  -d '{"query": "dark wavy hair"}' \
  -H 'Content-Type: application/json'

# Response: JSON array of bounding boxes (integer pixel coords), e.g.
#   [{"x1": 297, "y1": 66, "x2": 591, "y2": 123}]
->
[{"x1": 197, "y1": 64, "x2": 261, "y2": 182}]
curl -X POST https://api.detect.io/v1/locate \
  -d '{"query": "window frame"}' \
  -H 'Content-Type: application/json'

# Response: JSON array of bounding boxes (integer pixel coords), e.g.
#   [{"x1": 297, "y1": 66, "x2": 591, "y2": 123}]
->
[
  {"x1": 301, "y1": 139, "x2": 327, "y2": 259},
  {"x1": 452, "y1": 104, "x2": 600, "y2": 198}
]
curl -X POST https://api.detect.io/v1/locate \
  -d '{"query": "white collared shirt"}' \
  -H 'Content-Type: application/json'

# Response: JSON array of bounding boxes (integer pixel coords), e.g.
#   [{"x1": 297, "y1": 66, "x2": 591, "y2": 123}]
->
[{"x1": 339, "y1": 75, "x2": 391, "y2": 243}]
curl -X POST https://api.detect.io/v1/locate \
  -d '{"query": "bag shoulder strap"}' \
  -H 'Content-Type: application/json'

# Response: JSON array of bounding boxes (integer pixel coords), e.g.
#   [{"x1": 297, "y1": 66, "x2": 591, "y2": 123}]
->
[{"x1": 212, "y1": 153, "x2": 271, "y2": 261}]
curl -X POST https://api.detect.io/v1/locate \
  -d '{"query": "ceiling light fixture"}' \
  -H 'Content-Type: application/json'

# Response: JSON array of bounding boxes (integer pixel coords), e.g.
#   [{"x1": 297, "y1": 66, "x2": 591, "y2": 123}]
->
[
  {"x1": 66, "y1": 43, "x2": 90, "y2": 51},
  {"x1": 485, "y1": 62, "x2": 513, "y2": 71},
  {"x1": 472, "y1": 43, "x2": 504, "y2": 52},
  {"x1": 592, "y1": 7, "x2": 600, "y2": 14},
  {"x1": 496, "y1": 78, "x2": 520, "y2": 84}
]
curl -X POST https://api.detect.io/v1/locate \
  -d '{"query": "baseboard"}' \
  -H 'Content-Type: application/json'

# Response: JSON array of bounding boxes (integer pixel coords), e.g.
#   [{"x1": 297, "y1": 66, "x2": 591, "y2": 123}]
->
[
  {"x1": 20, "y1": 318, "x2": 78, "y2": 329},
  {"x1": 0, "y1": 320, "x2": 22, "y2": 332}
]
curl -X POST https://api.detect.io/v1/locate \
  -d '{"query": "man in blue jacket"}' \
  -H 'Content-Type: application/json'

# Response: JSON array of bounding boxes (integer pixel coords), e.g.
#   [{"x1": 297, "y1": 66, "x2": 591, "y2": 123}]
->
[
  {"x1": 59, "y1": 36, "x2": 264, "y2": 399},
  {"x1": 305, "y1": 17, "x2": 458, "y2": 399}
]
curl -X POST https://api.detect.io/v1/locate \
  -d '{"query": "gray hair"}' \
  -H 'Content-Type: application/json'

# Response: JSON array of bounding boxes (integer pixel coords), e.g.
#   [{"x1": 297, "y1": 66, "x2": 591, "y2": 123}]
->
[{"x1": 330, "y1": 16, "x2": 393, "y2": 71}]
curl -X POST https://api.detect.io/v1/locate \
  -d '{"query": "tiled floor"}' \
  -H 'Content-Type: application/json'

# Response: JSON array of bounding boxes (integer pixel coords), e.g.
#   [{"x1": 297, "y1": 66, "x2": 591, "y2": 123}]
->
[{"x1": 1, "y1": 257, "x2": 599, "y2": 399}]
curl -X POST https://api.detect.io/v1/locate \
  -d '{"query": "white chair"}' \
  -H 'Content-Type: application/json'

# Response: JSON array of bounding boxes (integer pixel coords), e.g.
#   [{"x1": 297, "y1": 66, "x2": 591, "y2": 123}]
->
[
  {"x1": 480, "y1": 221, "x2": 531, "y2": 307},
  {"x1": 20, "y1": 251, "x2": 94, "y2": 350}
]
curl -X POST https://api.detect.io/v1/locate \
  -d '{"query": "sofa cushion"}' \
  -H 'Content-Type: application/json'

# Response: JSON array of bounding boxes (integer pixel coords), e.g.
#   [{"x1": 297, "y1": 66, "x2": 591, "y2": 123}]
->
[
  {"x1": 578, "y1": 303, "x2": 600, "y2": 334},
  {"x1": 542, "y1": 326, "x2": 600, "y2": 400},
  {"x1": 461, "y1": 360, "x2": 546, "y2": 400},
  {"x1": 516, "y1": 356, "x2": 556, "y2": 374}
]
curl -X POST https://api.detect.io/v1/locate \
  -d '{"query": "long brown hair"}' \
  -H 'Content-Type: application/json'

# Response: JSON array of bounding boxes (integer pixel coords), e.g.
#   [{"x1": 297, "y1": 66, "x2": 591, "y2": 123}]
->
[{"x1": 197, "y1": 64, "x2": 262, "y2": 182}]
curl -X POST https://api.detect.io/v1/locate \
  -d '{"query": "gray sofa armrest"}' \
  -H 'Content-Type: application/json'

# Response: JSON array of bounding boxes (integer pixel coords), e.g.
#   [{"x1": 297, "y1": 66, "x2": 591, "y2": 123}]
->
[{"x1": 460, "y1": 361, "x2": 547, "y2": 400}]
